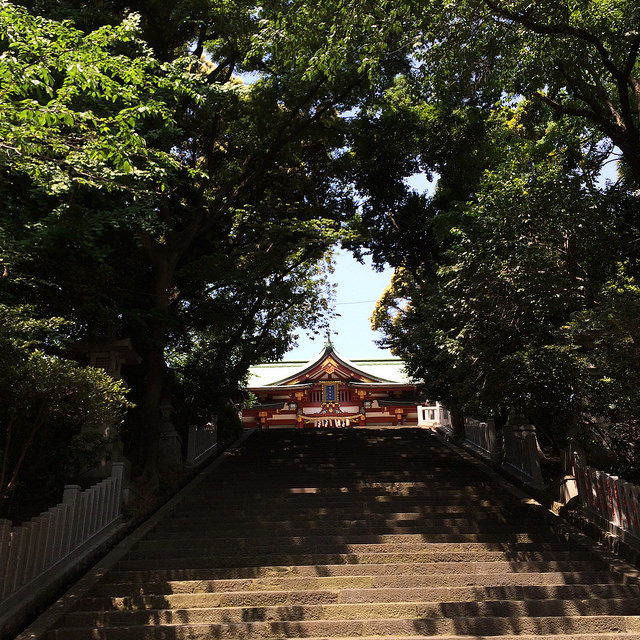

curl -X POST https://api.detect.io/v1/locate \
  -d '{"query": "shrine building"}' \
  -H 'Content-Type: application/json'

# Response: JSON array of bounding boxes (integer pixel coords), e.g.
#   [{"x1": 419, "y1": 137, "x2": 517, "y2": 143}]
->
[{"x1": 242, "y1": 343, "x2": 449, "y2": 429}]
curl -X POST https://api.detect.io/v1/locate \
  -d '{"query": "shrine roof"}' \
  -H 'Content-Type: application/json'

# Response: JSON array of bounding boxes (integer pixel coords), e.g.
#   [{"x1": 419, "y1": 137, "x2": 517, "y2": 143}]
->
[
  {"x1": 248, "y1": 361, "x2": 311, "y2": 387},
  {"x1": 247, "y1": 344, "x2": 414, "y2": 388}
]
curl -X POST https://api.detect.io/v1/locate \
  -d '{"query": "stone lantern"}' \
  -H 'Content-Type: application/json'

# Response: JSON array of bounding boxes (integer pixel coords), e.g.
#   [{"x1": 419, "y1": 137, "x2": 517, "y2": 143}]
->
[
  {"x1": 158, "y1": 392, "x2": 183, "y2": 470},
  {"x1": 70, "y1": 338, "x2": 141, "y2": 479},
  {"x1": 82, "y1": 338, "x2": 141, "y2": 385}
]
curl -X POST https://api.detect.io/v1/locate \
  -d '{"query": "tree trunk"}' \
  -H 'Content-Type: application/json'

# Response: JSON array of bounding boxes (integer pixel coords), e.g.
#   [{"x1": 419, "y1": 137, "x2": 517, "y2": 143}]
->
[
  {"x1": 130, "y1": 254, "x2": 175, "y2": 491},
  {"x1": 451, "y1": 412, "x2": 465, "y2": 442},
  {"x1": 619, "y1": 141, "x2": 640, "y2": 188}
]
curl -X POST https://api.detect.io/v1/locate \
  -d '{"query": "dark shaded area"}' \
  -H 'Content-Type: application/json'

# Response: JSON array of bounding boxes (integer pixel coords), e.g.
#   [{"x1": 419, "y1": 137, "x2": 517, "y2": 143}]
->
[{"x1": 39, "y1": 427, "x2": 640, "y2": 639}]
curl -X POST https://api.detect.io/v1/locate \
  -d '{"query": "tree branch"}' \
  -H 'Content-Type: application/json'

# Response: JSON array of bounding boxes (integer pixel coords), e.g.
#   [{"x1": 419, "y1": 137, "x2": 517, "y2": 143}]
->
[
  {"x1": 481, "y1": 0, "x2": 622, "y2": 80},
  {"x1": 534, "y1": 90, "x2": 626, "y2": 147}
]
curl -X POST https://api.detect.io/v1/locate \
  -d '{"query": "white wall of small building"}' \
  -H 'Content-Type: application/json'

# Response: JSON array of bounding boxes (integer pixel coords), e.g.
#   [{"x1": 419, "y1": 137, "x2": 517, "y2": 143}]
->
[{"x1": 417, "y1": 402, "x2": 451, "y2": 428}]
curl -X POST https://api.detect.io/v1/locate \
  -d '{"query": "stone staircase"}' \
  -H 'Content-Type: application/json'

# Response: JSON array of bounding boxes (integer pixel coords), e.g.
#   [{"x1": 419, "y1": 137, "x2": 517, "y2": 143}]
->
[{"x1": 45, "y1": 428, "x2": 640, "y2": 639}]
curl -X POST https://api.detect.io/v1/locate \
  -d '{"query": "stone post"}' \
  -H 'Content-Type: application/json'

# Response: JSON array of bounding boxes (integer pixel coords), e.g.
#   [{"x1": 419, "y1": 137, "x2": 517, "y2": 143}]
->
[
  {"x1": 158, "y1": 395, "x2": 183, "y2": 469},
  {"x1": 503, "y1": 411, "x2": 545, "y2": 489},
  {"x1": 486, "y1": 418, "x2": 499, "y2": 460},
  {"x1": 0, "y1": 519, "x2": 11, "y2": 599},
  {"x1": 61, "y1": 485, "x2": 81, "y2": 555}
]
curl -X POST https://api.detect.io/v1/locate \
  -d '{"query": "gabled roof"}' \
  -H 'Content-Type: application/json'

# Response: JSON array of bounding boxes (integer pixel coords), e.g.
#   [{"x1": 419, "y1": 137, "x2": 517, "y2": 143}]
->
[{"x1": 248, "y1": 344, "x2": 412, "y2": 388}]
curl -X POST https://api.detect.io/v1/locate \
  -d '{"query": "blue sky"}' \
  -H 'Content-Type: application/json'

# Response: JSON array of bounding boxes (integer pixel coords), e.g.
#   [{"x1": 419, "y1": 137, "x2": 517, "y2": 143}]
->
[
  {"x1": 285, "y1": 172, "x2": 433, "y2": 363},
  {"x1": 285, "y1": 249, "x2": 395, "y2": 361}
]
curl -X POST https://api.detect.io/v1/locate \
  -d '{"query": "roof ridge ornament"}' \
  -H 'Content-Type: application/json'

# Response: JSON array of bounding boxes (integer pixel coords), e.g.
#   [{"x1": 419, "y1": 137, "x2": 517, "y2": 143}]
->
[{"x1": 324, "y1": 331, "x2": 334, "y2": 350}]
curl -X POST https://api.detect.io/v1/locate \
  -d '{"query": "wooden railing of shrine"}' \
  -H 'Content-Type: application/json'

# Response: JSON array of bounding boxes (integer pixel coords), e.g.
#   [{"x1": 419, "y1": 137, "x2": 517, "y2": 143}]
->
[{"x1": 573, "y1": 459, "x2": 640, "y2": 551}]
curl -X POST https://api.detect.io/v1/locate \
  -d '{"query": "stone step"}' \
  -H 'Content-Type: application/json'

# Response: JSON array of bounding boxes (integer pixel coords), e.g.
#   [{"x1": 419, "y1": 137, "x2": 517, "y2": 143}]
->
[
  {"x1": 51, "y1": 636, "x2": 640, "y2": 640},
  {"x1": 116, "y1": 549, "x2": 599, "y2": 570},
  {"x1": 136, "y1": 536, "x2": 570, "y2": 551},
  {"x1": 92, "y1": 571, "x2": 633, "y2": 596},
  {"x1": 182, "y1": 484, "x2": 502, "y2": 497},
  {"x1": 77, "y1": 583, "x2": 640, "y2": 611},
  {"x1": 165, "y1": 501, "x2": 517, "y2": 515},
  {"x1": 48, "y1": 614, "x2": 640, "y2": 639},
  {"x1": 105, "y1": 559, "x2": 612, "y2": 582},
  {"x1": 197, "y1": 499, "x2": 525, "y2": 509},
  {"x1": 171, "y1": 482, "x2": 511, "y2": 494},
  {"x1": 210, "y1": 476, "x2": 493, "y2": 484},
  {"x1": 170, "y1": 492, "x2": 509, "y2": 506},
  {"x1": 156, "y1": 510, "x2": 529, "y2": 527},
  {"x1": 64, "y1": 598, "x2": 640, "y2": 627},
  {"x1": 147, "y1": 524, "x2": 555, "y2": 539},
  {"x1": 149, "y1": 515, "x2": 553, "y2": 530},
  {"x1": 41, "y1": 429, "x2": 640, "y2": 640},
  {"x1": 203, "y1": 474, "x2": 494, "y2": 483},
  {"x1": 193, "y1": 501, "x2": 509, "y2": 510},
  {"x1": 130, "y1": 537, "x2": 570, "y2": 557},
  {"x1": 151, "y1": 513, "x2": 538, "y2": 530}
]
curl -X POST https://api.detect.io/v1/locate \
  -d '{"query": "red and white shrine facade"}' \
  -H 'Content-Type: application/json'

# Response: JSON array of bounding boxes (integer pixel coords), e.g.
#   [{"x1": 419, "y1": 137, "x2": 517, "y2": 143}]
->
[{"x1": 242, "y1": 344, "x2": 429, "y2": 429}]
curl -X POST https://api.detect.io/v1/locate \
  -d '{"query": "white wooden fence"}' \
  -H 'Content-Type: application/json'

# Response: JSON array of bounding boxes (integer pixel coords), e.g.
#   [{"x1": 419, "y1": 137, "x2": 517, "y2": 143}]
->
[
  {"x1": 502, "y1": 424, "x2": 546, "y2": 489},
  {"x1": 0, "y1": 462, "x2": 124, "y2": 605},
  {"x1": 186, "y1": 420, "x2": 218, "y2": 465},
  {"x1": 418, "y1": 403, "x2": 451, "y2": 428},
  {"x1": 573, "y1": 460, "x2": 640, "y2": 549},
  {"x1": 463, "y1": 418, "x2": 498, "y2": 459}
]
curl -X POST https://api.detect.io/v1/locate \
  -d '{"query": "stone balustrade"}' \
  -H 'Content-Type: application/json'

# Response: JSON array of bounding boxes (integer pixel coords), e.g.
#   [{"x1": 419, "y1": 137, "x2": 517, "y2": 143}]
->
[
  {"x1": 463, "y1": 418, "x2": 498, "y2": 461},
  {"x1": 186, "y1": 420, "x2": 219, "y2": 465},
  {"x1": 461, "y1": 416, "x2": 546, "y2": 490},
  {"x1": 0, "y1": 463, "x2": 125, "y2": 631},
  {"x1": 574, "y1": 460, "x2": 640, "y2": 551}
]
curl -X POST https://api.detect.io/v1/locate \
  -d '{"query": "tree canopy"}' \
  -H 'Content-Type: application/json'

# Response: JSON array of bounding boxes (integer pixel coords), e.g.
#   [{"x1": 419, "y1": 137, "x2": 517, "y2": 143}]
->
[
  {"x1": 1, "y1": 0, "x2": 418, "y2": 492},
  {"x1": 2, "y1": 0, "x2": 640, "y2": 497},
  {"x1": 356, "y1": 1, "x2": 640, "y2": 472}
]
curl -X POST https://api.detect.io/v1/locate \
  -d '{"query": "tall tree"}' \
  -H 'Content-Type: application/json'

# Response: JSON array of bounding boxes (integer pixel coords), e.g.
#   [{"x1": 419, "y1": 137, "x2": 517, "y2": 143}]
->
[
  {"x1": 343, "y1": 1, "x2": 640, "y2": 469},
  {"x1": 368, "y1": 98, "x2": 640, "y2": 465},
  {"x1": 3, "y1": 0, "x2": 419, "y2": 488},
  {"x1": 0, "y1": 3, "x2": 176, "y2": 501}
]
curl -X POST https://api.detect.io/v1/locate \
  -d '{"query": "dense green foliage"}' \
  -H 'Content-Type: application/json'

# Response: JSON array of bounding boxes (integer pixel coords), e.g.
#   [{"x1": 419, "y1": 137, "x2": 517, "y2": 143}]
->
[
  {"x1": 1, "y1": 0, "x2": 416, "y2": 493},
  {"x1": 0, "y1": 3, "x2": 175, "y2": 190},
  {"x1": 2, "y1": 0, "x2": 639, "y2": 500},
  {"x1": 0, "y1": 305, "x2": 130, "y2": 510},
  {"x1": 360, "y1": 1, "x2": 640, "y2": 473}
]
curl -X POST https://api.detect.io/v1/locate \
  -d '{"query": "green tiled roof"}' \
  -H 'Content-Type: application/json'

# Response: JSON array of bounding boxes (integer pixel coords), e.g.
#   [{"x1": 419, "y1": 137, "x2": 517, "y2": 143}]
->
[{"x1": 248, "y1": 345, "x2": 413, "y2": 387}]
